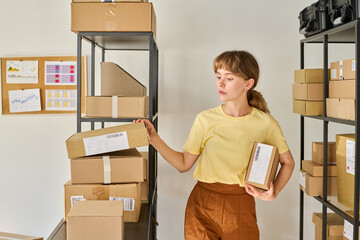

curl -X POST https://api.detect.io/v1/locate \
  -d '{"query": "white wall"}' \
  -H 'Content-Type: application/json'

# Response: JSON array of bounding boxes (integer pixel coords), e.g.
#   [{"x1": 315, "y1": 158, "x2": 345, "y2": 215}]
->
[{"x1": 0, "y1": 0, "x2": 356, "y2": 239}]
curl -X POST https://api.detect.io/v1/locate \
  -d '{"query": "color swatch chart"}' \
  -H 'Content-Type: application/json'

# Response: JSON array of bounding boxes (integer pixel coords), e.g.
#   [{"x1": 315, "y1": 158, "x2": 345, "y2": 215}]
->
[
  {"x1": 45, "y1": 61, "x2": 77, "y2": 85},
  {"x1": 8, "y1": 88, "x2": 41, "y2": 113},
  {"x1": 46, "y1": 89, "x2": 77, "y2": 111}
]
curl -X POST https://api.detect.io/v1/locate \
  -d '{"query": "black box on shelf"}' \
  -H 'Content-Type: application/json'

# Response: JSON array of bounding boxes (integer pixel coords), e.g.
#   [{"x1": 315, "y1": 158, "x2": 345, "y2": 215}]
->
[
  {"x1": 299, "y1": 0, "x2": 333, "y2": 37},
  {"x1": 329, "y1": 0, "x2": 360, "y2": 26}
]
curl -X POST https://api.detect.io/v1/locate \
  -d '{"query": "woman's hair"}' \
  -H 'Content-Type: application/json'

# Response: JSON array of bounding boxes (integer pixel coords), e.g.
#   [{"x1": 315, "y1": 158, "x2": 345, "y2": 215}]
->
[{"x1": 213, "y1": 50, "x2": 270, "y2": 114}]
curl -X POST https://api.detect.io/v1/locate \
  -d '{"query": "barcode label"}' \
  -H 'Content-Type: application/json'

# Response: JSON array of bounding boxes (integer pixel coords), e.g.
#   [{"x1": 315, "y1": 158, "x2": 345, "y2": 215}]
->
[
  {"x1": 83, "y1": 131, "x2": 129, "y2": 156},
  {"x1": 110, "y1": 197, "x2": 135, "y2": 211},
  {"x1": 106, "y1": 133, "x2": 123, "y2": 139},
  {"x1": 71, "y1": 195, "x2": 85, "y2": 207},
  {"x1": 254, "y1": 146, "x2": 261, "y2": 162}
]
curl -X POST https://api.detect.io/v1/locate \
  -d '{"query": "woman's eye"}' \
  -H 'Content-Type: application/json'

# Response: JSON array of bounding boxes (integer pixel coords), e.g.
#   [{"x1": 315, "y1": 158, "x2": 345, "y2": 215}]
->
[{"x1": 227, "y1": 78, "x2": 233, "y2": 81}]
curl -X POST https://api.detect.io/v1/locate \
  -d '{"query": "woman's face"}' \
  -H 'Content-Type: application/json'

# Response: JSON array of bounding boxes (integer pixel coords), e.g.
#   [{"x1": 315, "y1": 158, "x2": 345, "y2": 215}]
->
[{"x1": 216, "y1": 68, "x2": 248, "y2": 103}]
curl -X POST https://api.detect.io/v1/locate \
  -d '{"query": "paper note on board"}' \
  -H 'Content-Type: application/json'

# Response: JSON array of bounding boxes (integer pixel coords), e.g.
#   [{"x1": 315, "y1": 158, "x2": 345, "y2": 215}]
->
[
  {"x1": 247, "y1": 143, "x2": 273, "y2": 185},
  {"x1": 6, "y1": 60, "x2": 38, "y2": 84},
  {"x1": 8, "y1": 88, "x2": 41, "y2": 113},
  {"x1": 45, "y1": 61, "x2": 77, "y2": 85},
  {"x1": 46, "y1": 89, "x2": 77, "y2": 111}
]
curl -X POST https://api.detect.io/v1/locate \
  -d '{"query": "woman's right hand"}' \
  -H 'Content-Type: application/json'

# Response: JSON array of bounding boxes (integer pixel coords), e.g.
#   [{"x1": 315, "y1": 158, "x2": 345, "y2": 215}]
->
[{"x1": 134, "y1": 119, "x2": 159, "y2": 145}]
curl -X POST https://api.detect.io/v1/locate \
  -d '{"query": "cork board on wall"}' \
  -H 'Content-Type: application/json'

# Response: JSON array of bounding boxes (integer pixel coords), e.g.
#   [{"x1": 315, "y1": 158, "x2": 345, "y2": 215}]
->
[{"x1": 1, "y1": 56, "x2": 86, "y2": 114}]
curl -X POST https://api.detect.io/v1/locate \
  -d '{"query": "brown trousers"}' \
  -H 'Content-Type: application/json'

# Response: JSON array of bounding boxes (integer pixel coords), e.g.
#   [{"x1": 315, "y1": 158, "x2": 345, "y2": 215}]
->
[{"x1": 185, "y1": 181, "x2": 259, "y2": 240}]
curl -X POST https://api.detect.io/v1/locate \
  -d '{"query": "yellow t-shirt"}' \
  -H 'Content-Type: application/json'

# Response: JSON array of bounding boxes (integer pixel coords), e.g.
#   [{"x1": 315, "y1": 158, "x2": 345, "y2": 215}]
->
[{"x1": 183, "y1": 105, "x2": 289, "y2": 186}]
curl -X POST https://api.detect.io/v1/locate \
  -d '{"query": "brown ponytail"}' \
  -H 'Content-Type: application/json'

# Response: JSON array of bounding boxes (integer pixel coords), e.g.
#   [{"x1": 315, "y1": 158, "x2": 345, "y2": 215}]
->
[{"x1": 213, "y1": 50, "x2": 270, "y2": 114}]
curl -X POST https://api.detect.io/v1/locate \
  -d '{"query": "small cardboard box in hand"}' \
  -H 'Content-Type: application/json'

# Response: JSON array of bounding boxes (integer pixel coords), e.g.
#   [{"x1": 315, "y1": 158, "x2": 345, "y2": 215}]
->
[{"x1": 244, "y1": 142, "x2": 280, "y2": 191}]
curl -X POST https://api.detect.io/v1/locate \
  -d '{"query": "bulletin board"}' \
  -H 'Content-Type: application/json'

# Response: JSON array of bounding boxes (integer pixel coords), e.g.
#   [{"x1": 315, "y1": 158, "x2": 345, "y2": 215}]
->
[{"x1": 1, "y1": 56, "x2": 86, "y2": 114}]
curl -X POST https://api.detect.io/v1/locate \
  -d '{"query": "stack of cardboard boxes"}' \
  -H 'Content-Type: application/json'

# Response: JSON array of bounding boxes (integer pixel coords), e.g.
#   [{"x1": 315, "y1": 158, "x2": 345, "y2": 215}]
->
[
  {"x1": 312, "y1": 212, "x2": 344, "y2": 240},
  {"x1": 299, "y1": 142, "x2": 337, "y2": 197},
  {"x1": 65, "y1": 122, "x2": 149, "y2": 239},
  {"x1": 293, "y1": 69, "x2": 327, "y2": 116},
  {"x1": 327, "y1": 59, "x2": 356, "y2": 121}
]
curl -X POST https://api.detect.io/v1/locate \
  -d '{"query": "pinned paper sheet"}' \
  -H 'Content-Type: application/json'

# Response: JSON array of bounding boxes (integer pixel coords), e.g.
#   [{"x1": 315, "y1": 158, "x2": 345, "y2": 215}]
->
[
  {"x1": 6, "y1": 60, "x2": 38, "y2": 84},
  {"x1": 45, "y1": 89, "x2": 76, "y2": 111},
  {"x1": 45, "y1": 61, "x2": 77, "y2": 85},
  {"x1": 8, "y1": 88, "x2": 41, "y2": 113}
]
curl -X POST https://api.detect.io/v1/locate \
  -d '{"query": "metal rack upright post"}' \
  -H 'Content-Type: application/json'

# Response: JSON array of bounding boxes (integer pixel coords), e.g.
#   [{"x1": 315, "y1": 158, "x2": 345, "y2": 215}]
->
[{"x1": 299, "y1": 20, "x2": 360, "y2": 240}]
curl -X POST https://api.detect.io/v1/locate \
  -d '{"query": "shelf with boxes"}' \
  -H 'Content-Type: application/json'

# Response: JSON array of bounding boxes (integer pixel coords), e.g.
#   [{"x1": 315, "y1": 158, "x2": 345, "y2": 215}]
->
[{"x1": 296, "y1": 19, "x2": 360, "y2": 240}]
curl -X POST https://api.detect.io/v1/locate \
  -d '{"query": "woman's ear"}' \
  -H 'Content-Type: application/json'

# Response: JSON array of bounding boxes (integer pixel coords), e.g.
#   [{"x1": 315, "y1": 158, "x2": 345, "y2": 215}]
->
[{"x1": 246, "y1": 78, "x2": 255, "y2": 89}]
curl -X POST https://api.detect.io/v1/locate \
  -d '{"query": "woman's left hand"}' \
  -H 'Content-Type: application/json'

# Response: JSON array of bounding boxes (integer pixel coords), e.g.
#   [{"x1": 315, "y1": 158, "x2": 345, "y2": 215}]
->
[{"x1": 244, "y1": 182, "x2": 276, "y2": 201}]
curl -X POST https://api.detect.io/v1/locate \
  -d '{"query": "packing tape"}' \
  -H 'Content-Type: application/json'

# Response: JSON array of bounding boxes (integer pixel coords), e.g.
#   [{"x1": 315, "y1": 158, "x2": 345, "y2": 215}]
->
[
  {"x1": 112, "y1": 96, "x2": 118, "y2": 118},
  {"x1": 103, "y1": 155, "x2": 111, "y2": 184},
  {"x1": 340, "y1": 60, "x2": 343, "y2": 79}
]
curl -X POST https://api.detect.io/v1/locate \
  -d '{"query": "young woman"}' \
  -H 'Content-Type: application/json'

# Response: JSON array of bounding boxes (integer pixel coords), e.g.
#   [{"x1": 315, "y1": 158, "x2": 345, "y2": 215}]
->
[{"x1": 136, "y1": 50, "x2": 295, "y2": 240}]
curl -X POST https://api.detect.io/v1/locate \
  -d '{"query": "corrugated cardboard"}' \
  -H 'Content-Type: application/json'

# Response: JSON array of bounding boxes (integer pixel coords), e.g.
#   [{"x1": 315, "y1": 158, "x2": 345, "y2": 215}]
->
[
  {"x1": 312, "y1": 142, "x2": 336, "y2": 165},
  {"x1": 329, "y1": 80, "x2": 355, "y2": 99},
  {"x1": 101, "y1": 62, "x2": 146, "y2": 97},
  {"x1": 336, "y1": 134, "x2": 357, "y2": 209},
  {"x1": 140, "y1": 152, "x2": 148, "y2": 203},
  {"x1": 293, "y1": 100, "x2": 323, "y2": 116},
  {"x1": 330, "y1": 59, "x2": 355, "y2": 80},
  {"x1": 302, "y1": 160, "x2": 337, "y2": 177},
  {"x1": 244, "y1": 142, "x2": 279, "y2": 191},
  {"x1": 71, "y1": 148, "x2": 146, "y2": 184},
  {"x1": 85, "y1": 96, "x2": 149, "y2": 118},
  {"x1": 71, "y1": 3, "x2": 156, "y2": 37},
  {"x1": 299, "y1": 170, "x2": 337, "y2": 197},
  {"x1": 65, "y1": 122, "x2": 149, "y2": 159},
  {"x1": 67, "y1": 201, "x2": 124, "y2": 240},
  {"x1": 292, "y1": 83, "x2": 323, "y2": 100},
  {"x1": 294, "y1": 69, "x2": 329, "y2": 83},
  {"x1": 326, "y1": 98, "x2": 355, "y2": 121},
  {"x1": 73, "y1": 0, "x2": 147, "y2": 2},
  {"x1": 312, "y1": 213, "x2": 344, "y2": 240},
  {"x1": 0, "y1": 232, "x2": 42, "y2": 240},
  {"x1": 64, "y1": 181, "x2": 141, "y2": 222}
]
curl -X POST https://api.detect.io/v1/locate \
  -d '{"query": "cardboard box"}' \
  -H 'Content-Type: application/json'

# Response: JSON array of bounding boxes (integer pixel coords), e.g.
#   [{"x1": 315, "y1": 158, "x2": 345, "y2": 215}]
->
[
  {"x1": 302, "y1": 160, "x2": 337, "y2": 177},
  {"x1": 101, "y1": 62, "x2": 146, "y2": 97},
  {"x1": 312, "y1": 142, "x2": 336, "y2": 165},
  {"x1": 293, "y1": 100, "x2": 323, "y2": 116},
  {"x1": 329, "y1": 80, "x2": 355, "y2": 99},
  {"x1": 67, "y1": 201, "x2": 124, "y2": 240},
  {"x1": 299, "y1": 170, "x2": 337, "y2": 196},
  {"x1": 85, "y1": 96, "x2": 149, "y2": 118},
  {"x1": 71, "y1": 3, "x2": 156, "y2": 37},
  {"x1": 73, "y1": 0, "x2": 147, "y2": 2},
  {"x1": 64, "y1": 181, "x2": 141, "y2": 222},
  {"x1": 312, "y1": 212, "x2": 344, "y2": 240},
  {"x1": 244, "y1": 142, "x2": 279, "y2": 191},
  {"x1": 140, "y1": 152, "x2": 148, "y2": 203},
  {"x1": 330, "y1": 59, "x2": 355, "y2": 80},
  {"x1": 292, "y1": 83, "x2": 323, "y2": 100},
  {"x1": 294, "y1": 69, "x2": 329, "y2": 83},
  {"x1": 0, "y1": 232, "x2": 42, "y2": 240},
  {"x1": 71, "y1": 148, "x2": 146, "y2": 184},
  {"x1": 65, "y1": 122, "x2": 148, "y2": 159},
  {"x1": 326, "y1": 98, "x2": 355, "y2": 121},
  {"x1": 336, "y1": 134, "x2": 357, "y2": 209}
]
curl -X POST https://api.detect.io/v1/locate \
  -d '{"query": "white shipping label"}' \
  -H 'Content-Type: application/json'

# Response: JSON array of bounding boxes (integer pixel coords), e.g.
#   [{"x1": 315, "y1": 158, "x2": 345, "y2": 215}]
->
[
  {"x1": 331, "y1": 69, "x2": 337, "y2": 79},
  {"x1": 247, "y1": 143, "x2": 274, "y2": 185},
  {"x1": 71, "y1": 195, "x2": 85, "y2": 207},
  {"x1": 346, "y1": 139, "x2": 355, "y2": 175},
  {"x1": 83, "y1": 131, "x2": 129, "y2": 156},
  {"x1": 102, "y1": 0, "x2": 114, "y2": 2},
  {"x1": 340, "y1": 60, "x2": 343, "y2": 79},
  {"x1": 299, "y1": 171, "x2": 306, "y2": 189},
  {"x1": 352, "y1": 60, "x2": 356, "y2": 71},
  {"x1": 110, "y1": 197, "x2": 135, "y2": 211},
  {"x1": 344, "y1": 220, "x2": 353, "y2": 239}
]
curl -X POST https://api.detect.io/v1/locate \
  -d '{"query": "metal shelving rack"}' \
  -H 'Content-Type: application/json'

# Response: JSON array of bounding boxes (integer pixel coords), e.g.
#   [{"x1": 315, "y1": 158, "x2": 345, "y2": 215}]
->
[
  {"x1": 47, "y1": 32, "x2": 158, "y2": 240},
  {"x1": 299, "y1": 20, "x2": 360, "y2": 240}
]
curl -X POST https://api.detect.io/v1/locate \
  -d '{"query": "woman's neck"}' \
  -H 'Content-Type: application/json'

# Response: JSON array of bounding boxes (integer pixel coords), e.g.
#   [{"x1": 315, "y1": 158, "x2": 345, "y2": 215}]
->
[{"x1": 222, "y1": 102, "x2": 252, "y2": 117}]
